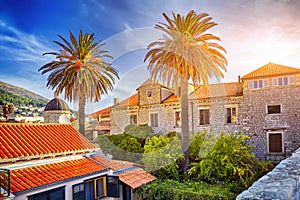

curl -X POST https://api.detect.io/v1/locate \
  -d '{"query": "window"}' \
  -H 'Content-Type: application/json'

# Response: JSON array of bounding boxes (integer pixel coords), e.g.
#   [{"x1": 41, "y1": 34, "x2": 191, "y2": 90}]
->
[
  {"x1": 254, "y1": 79, "x2": 263, "y2": 88},
  {"x1": 73, "y1": 183, "x2": 84, "y2": 200},
  {"x1": 85, "y1": 176, "x2": 106, "y2": 200},
  {"x1": 130, "y1": 115, "x2": 137, "y2": 125},
  {"x1": 272, "y1": 76, "x2": 294, "y2": 86},
  {"x1": 248, "y1": 79, "x2": 269, "y2": 89},
  {"x1": 96, "y1": 178, "x2": 105, "y2": 198},
  {"x1": 175, "y1": 111, "x2": 181, "y2": 127},
  {"x1": 29, "y1": 187, "x2": 65, "y2": 200},
  {"x1": 146, "y1": 90, "x2": 152, "y2": 97},
  {"x1": 106, "y1": 176, "x2": 119, "y2": 198},
  {"x1": 268, "y1": 132, "x2": 283, "y2": 153},
  {"x1": 150, "y1": 113, "x2": 158, "y2": 127},
  {"x1": 199, "y1": 109, "x2": 210, "y2": 125},
  {"x1": 267, "y1": 105, "x2": 281, "y2": 114},
  {"x1": 226, "y1": 107, "x2": 237, "y2": 124}
]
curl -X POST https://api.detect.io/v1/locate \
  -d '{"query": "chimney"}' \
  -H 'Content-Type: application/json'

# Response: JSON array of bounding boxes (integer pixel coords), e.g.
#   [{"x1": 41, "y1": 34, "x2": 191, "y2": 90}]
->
[
  {"x1": 113, "y1": 98, "x2": 119, "y2": 105},
  {"x1": 54, "y1": 91, "x2": 60, "y2": 99},
  {"x1": 238, "y1": 75, "x2": 241, "y2": 83}
]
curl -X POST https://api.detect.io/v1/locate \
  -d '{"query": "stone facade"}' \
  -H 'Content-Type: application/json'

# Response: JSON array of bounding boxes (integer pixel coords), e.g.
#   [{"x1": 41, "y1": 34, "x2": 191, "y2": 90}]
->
[{"x1": 106, "y1": 63, "x2": 300, "y2": 162}]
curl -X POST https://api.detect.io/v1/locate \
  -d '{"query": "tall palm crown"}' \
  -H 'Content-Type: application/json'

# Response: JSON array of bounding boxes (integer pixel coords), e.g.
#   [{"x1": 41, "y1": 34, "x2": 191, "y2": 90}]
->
[
  {"x1": 145, "y1": 10, "x2": 227, "y2": 172},
  {"x1": 39, "y1": 30, "x2": 119, "y2": 134},
  {"x1": 145, "y1": 10, "x2": 227, "y2": 87}
]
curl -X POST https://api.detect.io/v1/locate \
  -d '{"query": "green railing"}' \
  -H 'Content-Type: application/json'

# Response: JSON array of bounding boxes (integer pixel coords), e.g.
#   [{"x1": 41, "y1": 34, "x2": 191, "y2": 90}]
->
[{"x1": 0, "y1": 169, "x2": 10, "y2": 197}]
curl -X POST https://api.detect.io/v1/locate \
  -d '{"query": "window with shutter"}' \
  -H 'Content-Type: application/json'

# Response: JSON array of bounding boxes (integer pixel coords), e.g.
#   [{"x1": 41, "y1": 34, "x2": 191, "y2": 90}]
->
[
  {"x1": 268, "y1": 133, "x2": 283, "y2": 153},
  {"x1": 272, "y1": 78, "x2": 278, "y2": 86},
  {"x1": 263, "y1": 78, "x2": 269, "y2": 87},
  {"x1": 150, "y1": 113, "x2": 158, "y2": 127},
  {"x1": 289, "y1": 75, "x2": 296, "y2": 85},
  {"x1": 248, "y1": 80, "x2": 254, "y2": 89}
]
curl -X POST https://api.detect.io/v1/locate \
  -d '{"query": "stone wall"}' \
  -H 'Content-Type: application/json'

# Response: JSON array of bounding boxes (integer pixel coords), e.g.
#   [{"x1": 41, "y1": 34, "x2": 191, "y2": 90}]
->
[
  {"x1": 237, "y1": 147, "x2": 300, "y2": 200},
  {"x1": 241, "y1": 85, "x2": 300, "y2": 161}
]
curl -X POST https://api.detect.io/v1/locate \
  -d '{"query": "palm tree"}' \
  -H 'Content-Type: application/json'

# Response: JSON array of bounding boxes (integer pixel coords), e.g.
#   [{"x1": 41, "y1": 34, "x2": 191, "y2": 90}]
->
[
  {"x1": 39, "y1": 30, "x2": 119, "y2": 135},
  {"x1": 144, "y1": 10, "x2": 227, "y2": 172}
]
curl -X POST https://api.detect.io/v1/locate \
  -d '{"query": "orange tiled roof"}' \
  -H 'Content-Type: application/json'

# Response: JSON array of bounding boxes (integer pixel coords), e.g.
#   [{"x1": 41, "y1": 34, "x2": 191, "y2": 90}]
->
[
  {"x1": 242, "y1": 62, "x2": 300, "y2": 80},
  {"x1": 91, "y1": 155, "x2": 135, "y2": 171},
  {"x1": 10, "y1": 158, "x2": 106, "y2": 194},
  {"x1": 0, "y1": 124, "x2": 97, "y2": 161},
  {"x1": 192, "y1": 82, "x2": 243, "y2": 99},
  {"x1": 114, "y1": 93, "x2": 139, "y2": 107},
  {"x1": 163, "y1": 94, "x2": 179, "y2": 103},
  {"x1": 163, "y1": 82, "x2": 242, "y2": 102},
  {"x1": 117, "y1": 167, "x2": 156, "y2": 189},
  {"x1": 89, "y1": 107, "x2": 111, "y2": 118}
]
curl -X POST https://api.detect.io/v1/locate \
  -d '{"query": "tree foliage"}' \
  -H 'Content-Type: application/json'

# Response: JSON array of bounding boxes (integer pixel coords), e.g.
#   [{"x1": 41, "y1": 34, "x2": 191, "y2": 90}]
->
[
  {"x1": 145, "y1": 10, "x2": 228, "y2": 172},
  {"x1": 0, "y1": 88, "x2": 47, "y2": 107},
  {"x1": 98, "y1": 124, "x2": 154, "y2": 163},
  {"x1": 39, "y1": 30, "x2": 119, "y2": 134},
  {"x1": 143, "y1": 134, "x2": 183, "y2": 180},
  {"x1": 188, "y1": 132, "x2": 273, "y2": 191}
]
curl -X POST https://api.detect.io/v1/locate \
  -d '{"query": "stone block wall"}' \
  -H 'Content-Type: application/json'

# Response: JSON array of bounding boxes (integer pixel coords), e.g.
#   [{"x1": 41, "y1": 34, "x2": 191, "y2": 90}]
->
[
  {"x1": 241, "y1": 86, "x2": 300, "y2": 160},
  {"x1": 237, "y1": 148, "x2": 300, "y2": 200}
]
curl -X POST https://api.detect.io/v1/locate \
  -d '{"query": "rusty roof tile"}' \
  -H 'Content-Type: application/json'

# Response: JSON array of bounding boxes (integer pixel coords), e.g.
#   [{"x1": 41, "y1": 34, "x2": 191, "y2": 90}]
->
[
  {"x1": 10, "y1": 158, "x2": 106, "y2": 194},
  {"x1": 0, "y1": 124, "x2": 97, "y2": 162},
  {"x1": 242, "y1": 62, "x2": 300, "y2": 80},
  {"x1": 117, "y1": 168, "x2": 156, "y2": 189}
]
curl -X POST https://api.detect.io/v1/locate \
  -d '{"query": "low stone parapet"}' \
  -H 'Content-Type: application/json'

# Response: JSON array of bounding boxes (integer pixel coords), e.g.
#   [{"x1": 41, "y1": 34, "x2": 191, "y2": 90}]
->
[{"x1": 237, "y1": 148, "x2": 300, "y2": 200}]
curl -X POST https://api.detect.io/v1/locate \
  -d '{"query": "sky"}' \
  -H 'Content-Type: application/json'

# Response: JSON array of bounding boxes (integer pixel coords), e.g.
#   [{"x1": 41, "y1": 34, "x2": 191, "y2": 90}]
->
[{"x1": 1, "y1": 0, "x2": 300, "y2": 114}]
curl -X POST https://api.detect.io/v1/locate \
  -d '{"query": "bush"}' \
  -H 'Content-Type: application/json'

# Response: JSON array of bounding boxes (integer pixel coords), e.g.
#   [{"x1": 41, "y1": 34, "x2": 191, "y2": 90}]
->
[
  {"x1": 136, "y1": 179, "x2": 235, "y2": 200},
  {"x1": 98, "y1": 124, "x2": 156, "y2": 163},
  {"x1": 143, "y1": 135, "x2": 183, "y2": 180},
  {"x1": 124, "y1": 124, "x2": 155, "y2": 147},
  {"x1": 188, "y1": 132, "x2": 274, "y2": 190}
]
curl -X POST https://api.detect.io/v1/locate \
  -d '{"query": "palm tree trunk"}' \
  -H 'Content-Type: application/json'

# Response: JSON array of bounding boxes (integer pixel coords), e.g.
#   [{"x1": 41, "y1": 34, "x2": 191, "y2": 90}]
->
[
  {"x1": 180, "y1": 78, "x2": 190, "y2": 172},
  {"x1": 78, "y1": 93, "x2": 86, "y2": 135}
]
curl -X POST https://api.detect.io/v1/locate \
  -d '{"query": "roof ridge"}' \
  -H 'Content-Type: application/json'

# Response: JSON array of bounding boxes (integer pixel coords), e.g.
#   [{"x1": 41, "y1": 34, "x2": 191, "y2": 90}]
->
[{"x1": 113, "y1": 166, "x2": 139, "y2": 175}]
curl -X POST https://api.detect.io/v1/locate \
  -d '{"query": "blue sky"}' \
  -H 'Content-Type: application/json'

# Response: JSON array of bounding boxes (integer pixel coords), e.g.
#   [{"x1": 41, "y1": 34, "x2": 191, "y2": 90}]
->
[{"x1": 1, "y1": 0, "x2": 300, "y2": 113}]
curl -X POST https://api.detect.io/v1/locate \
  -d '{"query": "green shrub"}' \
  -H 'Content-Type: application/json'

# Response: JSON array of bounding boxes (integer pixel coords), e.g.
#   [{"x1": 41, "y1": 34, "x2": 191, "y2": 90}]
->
[
  {"x1": 188, "y1": 132, "x2": 274, "y2": 190},
  {"x1": 143, "y1": 135, "x2": 183, "y2": 180},
  {"x1": 124, "y1": 124, "x2": 155, "y2": 147},
  {"x1": 136, "y1": 179, "x2": 236, "y2": 200}
]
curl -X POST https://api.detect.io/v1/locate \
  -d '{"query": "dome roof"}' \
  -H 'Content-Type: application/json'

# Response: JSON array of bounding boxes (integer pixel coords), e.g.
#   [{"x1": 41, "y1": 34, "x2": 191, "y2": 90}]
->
[{"x1": 44, "y1": 98, "x2": 69, "y2": 111}]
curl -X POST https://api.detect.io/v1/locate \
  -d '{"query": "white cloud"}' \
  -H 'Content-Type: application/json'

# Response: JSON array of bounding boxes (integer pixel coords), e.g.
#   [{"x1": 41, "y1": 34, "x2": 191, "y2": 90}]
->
[{"x1": 0, "y1": 24, "x2": 54, "y2": 63}]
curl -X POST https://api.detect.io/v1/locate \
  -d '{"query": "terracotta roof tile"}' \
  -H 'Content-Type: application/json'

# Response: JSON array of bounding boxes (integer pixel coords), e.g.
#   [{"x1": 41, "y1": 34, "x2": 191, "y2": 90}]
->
[
  {"x1": 0, "y1": 124, "x2": 97, "y2": 161},
  {"x1": 89, "y1": 107, "x2": 111, "y2": 118},
  {"x1": 117, "y1": 168, "x2": 156, "y2": 189},
  {"x1": 91, "y1": 155, "x2": 135, "y2": 171},
  {"x1": 10, "y1": 158, "x2": 106, "y2": 194},
  {"x1": 242, "y1": 62, "x2": 300, "y2": 80},
  {"x1": 114, "y1": 93, "x2": 139, "y2": 107},
  {"x1": 163, "y1": 82, "x2": 242, "y2": 103},
  {"x1": 191, "y1": 82, "x2": 243, "y2": 99}
]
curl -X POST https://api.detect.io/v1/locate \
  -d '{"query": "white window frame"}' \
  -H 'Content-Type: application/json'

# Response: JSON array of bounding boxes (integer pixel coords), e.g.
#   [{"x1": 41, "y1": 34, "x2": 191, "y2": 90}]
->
[
  {"x1": 272, "y1": 75, "x2": 296, "y2": 86},
  {"x1": 150, "y1": 112, "x2": 158, "y2": 127},
  {"x1": 267, "y1": 131, "x2": 284, "y2": 153},
  {"x1": 248, "y1": 78, "x2": 269, "y2": 89},
  {"x1": 198, "y1": 108, "x2": 210, "y2": 125},
  {"x1": 266, "y1": 104, "x2": 282, "y2": 115}
]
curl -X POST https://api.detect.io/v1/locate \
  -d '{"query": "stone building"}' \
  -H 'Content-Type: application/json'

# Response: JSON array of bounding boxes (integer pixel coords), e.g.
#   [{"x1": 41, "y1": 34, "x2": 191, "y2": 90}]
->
[
  {"x1": 43, "y1": 92, "x2": 71, "y2": 123},
  {"x1": 240, "y1": 63, "x2": 300, "y2": 161},
  {"x1": 93, "y1": 63, "x2": 300, "y2": 161}
]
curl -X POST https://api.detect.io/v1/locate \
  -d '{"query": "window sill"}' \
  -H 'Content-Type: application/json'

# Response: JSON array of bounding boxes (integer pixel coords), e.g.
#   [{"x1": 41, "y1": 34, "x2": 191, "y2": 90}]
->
[
  {"x1": 266, "y1": 152, "x2": 285, "y2": 156},
  {"x1": 198, "y1": 124, "x2": 210, "y2": 127}
]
